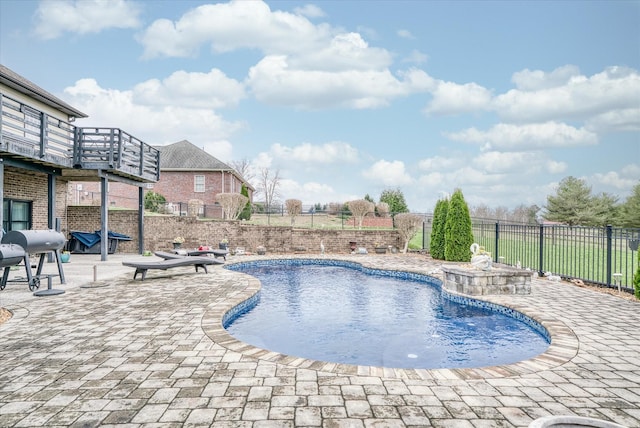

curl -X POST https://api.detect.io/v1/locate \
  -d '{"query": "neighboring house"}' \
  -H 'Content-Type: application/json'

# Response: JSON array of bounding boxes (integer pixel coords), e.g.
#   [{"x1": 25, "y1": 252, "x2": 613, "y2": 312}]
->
[
  {"x1": 0, "y1": 64, "x2": 159, "y2": 257},
  {"x1": 74, "y1": 140, "x2": 253, "y2": 217}
]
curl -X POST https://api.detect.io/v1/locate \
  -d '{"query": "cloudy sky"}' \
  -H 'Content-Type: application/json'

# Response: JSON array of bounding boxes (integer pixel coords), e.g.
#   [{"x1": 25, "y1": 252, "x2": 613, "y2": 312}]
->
[{"x1": 1, "y1": 0, "x2": 638, "y2": 212}]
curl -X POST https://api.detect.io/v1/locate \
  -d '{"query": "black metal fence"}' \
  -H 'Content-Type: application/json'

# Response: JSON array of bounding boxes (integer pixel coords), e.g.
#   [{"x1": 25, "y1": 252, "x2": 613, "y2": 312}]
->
[{"x1": 454, "y1": 221, "x2": 638, "y2": 292}]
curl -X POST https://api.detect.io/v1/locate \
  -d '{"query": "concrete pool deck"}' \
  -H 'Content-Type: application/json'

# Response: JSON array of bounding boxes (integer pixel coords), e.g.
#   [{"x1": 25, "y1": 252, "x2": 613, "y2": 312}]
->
[{"x1": 0, "y1": 253, "x2": 638, "y2": 427}]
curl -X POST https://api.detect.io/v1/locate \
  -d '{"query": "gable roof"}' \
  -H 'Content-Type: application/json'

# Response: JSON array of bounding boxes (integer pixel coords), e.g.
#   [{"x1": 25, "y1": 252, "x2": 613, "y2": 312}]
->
[
  {"x1": 0, "y1": 64, "x2": 88, "y2": 119},
  {"x1": 155, "y1": 140, "x2": 232, "y2": 170}
]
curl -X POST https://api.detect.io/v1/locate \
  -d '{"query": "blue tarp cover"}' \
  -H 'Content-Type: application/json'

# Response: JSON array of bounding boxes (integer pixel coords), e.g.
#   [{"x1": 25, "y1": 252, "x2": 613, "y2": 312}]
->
[{"x1": 70, "y1": 230, "x2": 132, "y2": 248}]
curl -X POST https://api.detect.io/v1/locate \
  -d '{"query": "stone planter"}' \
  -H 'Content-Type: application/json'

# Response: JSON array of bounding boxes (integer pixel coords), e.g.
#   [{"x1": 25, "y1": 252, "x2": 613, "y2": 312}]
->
[
  {"x1": 441, "y1": 264, "x2": 533, "y2": 295},
  {"x1": 374, "y1": 247, "x2": 387, "y2": 254}
]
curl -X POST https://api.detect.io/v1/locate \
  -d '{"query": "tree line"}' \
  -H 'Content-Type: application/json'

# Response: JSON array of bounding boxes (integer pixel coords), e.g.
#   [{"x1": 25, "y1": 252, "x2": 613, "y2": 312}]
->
[{"x1": 543, "y1": 177, "x2": 639, "y2": 228}]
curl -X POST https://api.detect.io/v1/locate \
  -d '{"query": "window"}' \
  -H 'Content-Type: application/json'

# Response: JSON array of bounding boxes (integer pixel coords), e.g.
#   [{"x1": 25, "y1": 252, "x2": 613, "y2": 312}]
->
[
  {"x1": 194, "y1": 175, "x2": 205, "y2": 192},
  {"x1": 3, "y1": 199, "x2": 32, "y2": 232}
]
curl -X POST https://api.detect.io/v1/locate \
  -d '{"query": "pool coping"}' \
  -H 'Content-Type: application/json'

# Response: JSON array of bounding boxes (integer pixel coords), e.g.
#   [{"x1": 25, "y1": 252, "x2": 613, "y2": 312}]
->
[{"x1": 201, "y1": 255, "x2": 579, "y2": 380}]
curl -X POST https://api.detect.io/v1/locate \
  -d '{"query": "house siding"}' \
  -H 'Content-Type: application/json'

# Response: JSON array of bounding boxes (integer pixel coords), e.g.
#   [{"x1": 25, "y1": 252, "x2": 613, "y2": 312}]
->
[{"x1": 1, "y1": 85, "x2": 71, "y2": 122}]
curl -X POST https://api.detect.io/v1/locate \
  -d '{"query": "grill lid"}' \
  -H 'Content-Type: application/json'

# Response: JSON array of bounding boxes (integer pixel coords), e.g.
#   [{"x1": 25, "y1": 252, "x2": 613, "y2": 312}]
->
[{"x1": 1, "y1": 230, "x2": 66, "y2": 253}]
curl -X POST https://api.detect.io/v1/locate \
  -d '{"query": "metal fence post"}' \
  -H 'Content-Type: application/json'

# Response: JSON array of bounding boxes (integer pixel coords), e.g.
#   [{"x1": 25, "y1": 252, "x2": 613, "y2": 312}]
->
[
  {"x1": 539, "y1": 224, "x2": 544, "y2": 276},
  {"x1": 606, "y1": 224, "x2": 612, "y2": 286},
  {"x1": 494, "y1": 222, "x2": 499, "y2": 263}
]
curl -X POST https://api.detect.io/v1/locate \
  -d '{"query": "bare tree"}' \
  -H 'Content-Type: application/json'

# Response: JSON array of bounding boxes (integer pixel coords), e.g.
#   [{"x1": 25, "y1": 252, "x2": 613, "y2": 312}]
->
[
  {"x1": 216, "y1": 193, "x2": 248, "y2": 220},
  {"x1": 328, "y1": 202, "x2": 343, "y2": 215},
  {"x1": 395, "y1": 213, "x2": 423, "y2": 253},
  {"x1": 229, "y1": 158, "x2": 254, "y2": 182},
  {"x1": 376, "y1": 202, "x2": 390, "y2": 217},
  {"x1": 285, "y1": 199, "x2": 303, "y2": 226},
  {"x1": 256, "y1": 168, "x2": 281, "y2": 212},
  {"x1": 348, "y1": 199, "x2": 374, "y2": 229}
]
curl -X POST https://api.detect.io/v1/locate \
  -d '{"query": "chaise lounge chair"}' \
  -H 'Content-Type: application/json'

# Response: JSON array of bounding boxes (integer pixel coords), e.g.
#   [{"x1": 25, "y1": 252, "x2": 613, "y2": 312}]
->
[
  {"x1": 122, "y1": 255, "x2": 220, "y2": 281},
  {"x1": 154, "y1": 251, "x2": 227, "y2": 262}
]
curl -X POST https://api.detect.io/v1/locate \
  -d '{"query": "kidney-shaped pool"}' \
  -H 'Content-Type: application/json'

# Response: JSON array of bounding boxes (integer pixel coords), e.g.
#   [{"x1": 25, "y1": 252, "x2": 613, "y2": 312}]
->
[{"x1": 224, "y1": 259, "x2": 550, "y2": 369}]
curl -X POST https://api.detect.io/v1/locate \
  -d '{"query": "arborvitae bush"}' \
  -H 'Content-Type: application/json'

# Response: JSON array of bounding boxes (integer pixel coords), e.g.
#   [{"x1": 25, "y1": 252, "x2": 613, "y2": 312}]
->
[
  {"x1": 430, "y1": 198, "x2": 448, "y2": 260},
  {"x1": 144, "y1": 191, "x2": 166, "y2": 213},
  {"x1": 238, "y1": 184, "x2": 252, "y2": 220},
  {"x1": 444, "y1": 189, "x2": 474, "y2": 262}
]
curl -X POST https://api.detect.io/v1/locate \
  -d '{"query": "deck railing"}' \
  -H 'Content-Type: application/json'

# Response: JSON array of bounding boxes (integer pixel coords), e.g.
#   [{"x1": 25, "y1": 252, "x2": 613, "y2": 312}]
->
[{"x1": 0, "y1": 93, "x2": 159, "y2": 182}]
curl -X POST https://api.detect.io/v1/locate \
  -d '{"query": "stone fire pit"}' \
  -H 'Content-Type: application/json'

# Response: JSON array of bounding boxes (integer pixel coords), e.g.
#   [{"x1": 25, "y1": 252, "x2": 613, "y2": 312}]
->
[{"x1": 441, "y1": 263, "x2": 533, "y2": 295}]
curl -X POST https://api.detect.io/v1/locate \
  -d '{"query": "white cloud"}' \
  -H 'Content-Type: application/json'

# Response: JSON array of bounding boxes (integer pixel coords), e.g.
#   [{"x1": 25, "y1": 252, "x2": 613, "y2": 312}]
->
[
  {"x1": 247, "y1": 56, "x2": 432, "y2": 109},
  {"x1": 137, "y1": 1, "x2": 437, "y2": 110},
  {"x1": 293, "y1": 4, "x2": 326, "y2": 18},
  {"x1": 132, "y1": 69, "x2": 245, "y2": 109},
  {"x1": 511, "y1": 65, "x2": 581, "y2": 91},
  {"x1": 252, "y1": 152, "x2": 273, "y2": 170},
  {"x1": 591, "y1": 164, "x2": 640, "y2": 189},
  {"x1": 418, "y1": 155, "x2": 464, "y2": 172},
  {"x1": 397, "y1": 29, "x2": 414, "y2": 39},
  {"x1": 546, "y1": 160, "x2": 568, "y2": 174},
  {"x1": 271, "y1": 141, "x2": 359, "y2": 163},
  {"x1": 289, "y1": 32, "x2": 393, "y2": 71},
  {"x1": 473, "y1": 151, "x2": 568, "y2": 175},
  {"x1": 362, "y1": 160, "x2": 412, "y2": 186},
  {"x1": 585, "y1": 108, "x2": 640, "y2": 132},
  {"x1": 402, "y1": 49, "x2": 428, "y2": 64},
  {"x1": 34, "y1": 0, "x2": 141, "y2": 40},
  {"x1": 425, "y1": 81, "x2": 492, "y2": 115},
  {"x1": 494, "y1": 66, "x2": 640, "y2": 125},
  {"x1": 138, "y1": 0, "x2": 332, "y2": 59},
  {"x1": 64, "y1": 78, "x2": 244, "y2": 151},
  {"x1": 278, "y1": 179, "x2": 337, "y2": 205},
  {"x1": 445, "y1": 122, "x2": 598, "y2": 150}
]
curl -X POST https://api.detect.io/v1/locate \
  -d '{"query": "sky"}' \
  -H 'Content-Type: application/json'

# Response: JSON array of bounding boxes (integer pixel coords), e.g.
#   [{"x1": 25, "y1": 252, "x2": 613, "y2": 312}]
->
[{"x1": 1, "y1": 0, "x2": 638, "y2": 213}]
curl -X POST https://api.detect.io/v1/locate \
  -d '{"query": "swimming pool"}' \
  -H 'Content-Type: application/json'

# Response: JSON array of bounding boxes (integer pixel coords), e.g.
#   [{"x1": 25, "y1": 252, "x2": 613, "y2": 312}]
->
[{"x1": 224, "y1": 259, "x2": 550, "y2": 369}]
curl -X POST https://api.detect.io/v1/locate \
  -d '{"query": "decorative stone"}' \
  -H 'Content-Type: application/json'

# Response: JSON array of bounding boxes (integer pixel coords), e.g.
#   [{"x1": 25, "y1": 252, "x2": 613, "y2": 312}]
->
[{"x1": 441, "y1": 264, "x2": 533, "y2": 295}]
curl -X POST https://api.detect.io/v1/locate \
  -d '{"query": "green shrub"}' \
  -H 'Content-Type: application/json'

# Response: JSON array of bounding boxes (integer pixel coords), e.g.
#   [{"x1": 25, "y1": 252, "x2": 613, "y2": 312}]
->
[
  {"x1": 238, "y1": 184, "x2": 252, "y2": 220},
  {"x1": 144, "y1": 191, "x2": 166, "y2": 213},
  {"x1": 444, "y1": 189, "x2": 474, "y2": 262},
  {"x1": 430, "y1": 198, "x2": 448, "y2": 260},
  {"x1": 635, "y1": 248, "x2": 640, "y2": 299}
]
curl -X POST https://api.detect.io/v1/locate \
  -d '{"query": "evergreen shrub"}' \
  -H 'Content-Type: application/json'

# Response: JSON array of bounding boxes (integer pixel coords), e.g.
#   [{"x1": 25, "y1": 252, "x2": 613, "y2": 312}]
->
[
  {"x1": 444, "y1": 189, "x2": 474, "y2": 262},
  {"x1": 430, "y1": 198, "x2": 448, "y2": 260}
]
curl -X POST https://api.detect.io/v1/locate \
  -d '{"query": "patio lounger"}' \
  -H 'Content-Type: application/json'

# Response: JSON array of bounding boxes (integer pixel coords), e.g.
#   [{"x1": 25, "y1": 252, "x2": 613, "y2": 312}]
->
[
  {"x1": 154, "y1": 250, "x2": 227, "y2": 262},
  {"x1": 187, "y1": 249, "x2": 228, "y2": 260},
  {"x1": 122, "y1": 256, "x2": 219, "y2": 281}
]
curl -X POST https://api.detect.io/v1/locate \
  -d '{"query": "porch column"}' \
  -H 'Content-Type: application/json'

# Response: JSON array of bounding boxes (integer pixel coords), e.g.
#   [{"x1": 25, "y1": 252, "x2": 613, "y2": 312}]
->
[
  {"x1": 100, "y1": 175, "x2": 108, "y2": 261},
  {"x1": 138, "y1": 186, "x2": 144, "y2": 254},
  {"x1": 0, "y1": 159, "x2": 3, "y2": 238}
]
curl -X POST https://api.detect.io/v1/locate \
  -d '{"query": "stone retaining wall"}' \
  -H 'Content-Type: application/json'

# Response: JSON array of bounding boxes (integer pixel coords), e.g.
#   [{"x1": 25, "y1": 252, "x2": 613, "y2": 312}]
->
[
  {"x1": 441, "y1": 264, "x2": 533, "y2": 295},
  {"x1": 66, "y1": 207, "x2": 402, "y2": 254}
]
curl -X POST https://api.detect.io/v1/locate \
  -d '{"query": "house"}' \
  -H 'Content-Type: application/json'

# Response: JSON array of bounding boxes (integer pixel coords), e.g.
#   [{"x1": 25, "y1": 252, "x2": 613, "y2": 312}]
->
[
  {"x1": 0, "y1": 64, "x2": 159, "y2": 259},
  {"x1": 152, "y1": 140, "x2": 253, "y2": 215},
  {"x1": 74, "y1": 140, "x2": 253, "y2": 217}
]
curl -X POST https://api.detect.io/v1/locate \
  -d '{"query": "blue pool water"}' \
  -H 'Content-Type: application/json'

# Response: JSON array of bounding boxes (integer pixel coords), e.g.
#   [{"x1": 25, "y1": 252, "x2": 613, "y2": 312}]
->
[{"x1": 225, "y1": 260, "x2": 550, "y2": 369}]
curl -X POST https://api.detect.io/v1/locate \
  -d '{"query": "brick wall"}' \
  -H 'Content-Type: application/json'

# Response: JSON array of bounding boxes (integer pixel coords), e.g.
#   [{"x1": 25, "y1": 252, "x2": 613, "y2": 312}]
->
[
  {"x1": 66, "y1": 208, "x2": 403, "y2": 254},
  {"x1": 68, "y1": 170, "x2": 251, "y2": 211},
  {"x1": 4, "y1": 168, "x2": 69, "y2": 232}
]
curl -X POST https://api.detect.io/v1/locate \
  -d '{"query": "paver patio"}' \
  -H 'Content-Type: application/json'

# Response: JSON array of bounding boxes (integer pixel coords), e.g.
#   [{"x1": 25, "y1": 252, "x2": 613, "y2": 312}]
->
[{"x1": 0, "y1": 253, "x2": 638, "y2": 427}]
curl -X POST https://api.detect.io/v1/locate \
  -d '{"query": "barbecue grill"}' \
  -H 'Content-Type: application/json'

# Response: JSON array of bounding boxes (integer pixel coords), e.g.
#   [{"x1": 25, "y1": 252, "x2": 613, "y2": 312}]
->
[{"x1": 1, "y1": 230, "x2": 66, "y2": 291}]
